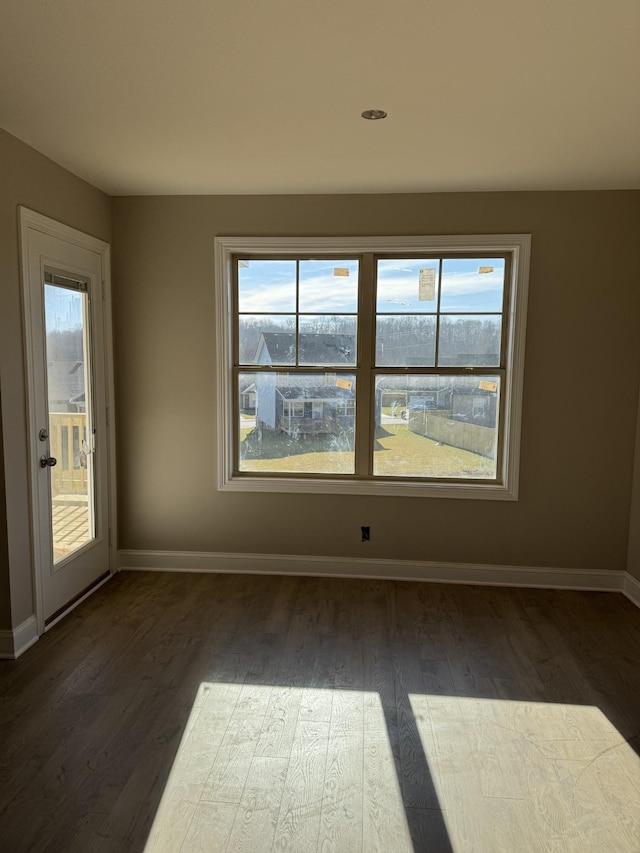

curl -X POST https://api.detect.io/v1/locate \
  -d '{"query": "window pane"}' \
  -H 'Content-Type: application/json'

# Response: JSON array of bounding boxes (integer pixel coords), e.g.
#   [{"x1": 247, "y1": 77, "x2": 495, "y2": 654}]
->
[
  {"x1": 440, "y1": 258, "x2": 505, "y2": 313},
  {"x1": 239, "y1": 372, "x2": 355, "y2": 474},
  {"x1": 299, "y1": 259, "x2": 358, "y2": 312},
  {"x1": 298, "y1": 316, "x2": 357, "y2": 365},
  {"x1": 376, "y1": 315, "x2": 436, "y2": 366},
  {"x1": 438, "y1": 316, "x2": 501, "y2": 366},
  {"x1": 238, "y1": 260, "x2": 297, "y2": 312},
  {"x1": 374, "y1": 375, "x2": 500, "y2": 479},
  {"x1": 239, "y1": 315, "x2": 296, "y2": 365},
  {"x1": 44, "y1": 283, "x2": 95, "y2": 561},
  {"x1": 376, "y1": 259, "x2": 440, "y2": 313}
]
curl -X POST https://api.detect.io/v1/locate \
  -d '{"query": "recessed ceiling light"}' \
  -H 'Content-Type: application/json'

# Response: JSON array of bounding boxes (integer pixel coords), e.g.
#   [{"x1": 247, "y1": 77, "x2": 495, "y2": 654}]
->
[{"x1": 361, "y1": 109, "x2": 388, "y2": 120}]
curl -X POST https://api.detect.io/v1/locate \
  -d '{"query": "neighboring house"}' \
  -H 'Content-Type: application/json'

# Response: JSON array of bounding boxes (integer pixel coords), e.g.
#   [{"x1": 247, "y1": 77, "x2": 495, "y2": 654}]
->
[
  {"x1": 239, "y1": 381, "x2": 256, "y2": 411},
  {"x1": 253, "y1": 333, "x2": 355, "y2": 436},
  {"x1": 406, "y1": 382, "x2": 497, "y2": 428},
  {"x1": 254, "y1": 332, "x2": 355, "y2": 367},
  {"x1": 47, "y1": 360, "x2": 86, "y2": 413},
  {"x1": 274, "y1": 384, "x2": 355, "y2": 437},
  {"x1": 449, "y1": 386, "x2": 497, "y2": 428}
]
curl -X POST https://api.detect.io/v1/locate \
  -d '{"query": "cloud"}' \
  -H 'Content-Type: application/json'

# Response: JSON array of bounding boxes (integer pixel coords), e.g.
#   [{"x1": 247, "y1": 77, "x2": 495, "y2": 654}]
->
[
  {"x1": 238, "y1": 279, "x2": 297, "y2": 312},
  {"x1": 239, "y1": 265, "x2": 358, "y2": 313},
  {"x1": 238, "y1": 259, "x2": 505, "y2": 315},
  {"x1": 377, "y1": 266, "x2": 504, "y2": 313}
]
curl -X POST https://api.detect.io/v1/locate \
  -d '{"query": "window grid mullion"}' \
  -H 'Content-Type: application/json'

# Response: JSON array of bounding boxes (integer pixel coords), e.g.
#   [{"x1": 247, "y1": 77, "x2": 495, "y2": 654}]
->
[
  {"x1": 499, "y1": 253, "x2": 512, "y2": 370},
  {"x1": 355, "y1": 252, "x2": 375, "y2": 477},
  {"x1": 434, "y1": 259, "x2": 443, "y2": 367},
  {"x1": 295, "y1": 260, "x2": 300, "y2": 367}
]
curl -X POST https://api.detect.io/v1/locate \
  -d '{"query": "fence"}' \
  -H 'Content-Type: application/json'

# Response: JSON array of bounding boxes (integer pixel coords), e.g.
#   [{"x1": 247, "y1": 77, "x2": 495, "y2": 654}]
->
[{"x1": 408, "y1": 409, "x2": 496, "y2": 458}]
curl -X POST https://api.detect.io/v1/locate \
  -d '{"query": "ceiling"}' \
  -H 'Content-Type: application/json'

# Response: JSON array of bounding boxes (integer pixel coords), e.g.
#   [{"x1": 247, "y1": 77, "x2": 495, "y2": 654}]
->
[{"x1": 1, "y1": 1, "x2": 639, "y2": 196}]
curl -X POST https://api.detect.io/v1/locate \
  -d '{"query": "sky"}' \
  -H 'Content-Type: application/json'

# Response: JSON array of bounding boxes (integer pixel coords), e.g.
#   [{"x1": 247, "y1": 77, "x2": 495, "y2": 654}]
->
[
  {"x1": 237, "y1": 257, "x2": 505, "y2": 316},
  {"x1": 44, "y1": 284, "x2": 84, "y2": 333}
]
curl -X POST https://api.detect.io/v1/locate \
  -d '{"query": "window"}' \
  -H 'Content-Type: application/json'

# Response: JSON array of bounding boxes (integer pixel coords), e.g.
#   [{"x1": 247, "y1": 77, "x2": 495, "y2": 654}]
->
[
  {"x1": 336, "y1": 401, "x2": 355, "y2": 417},
  {"x1": 215, "y1": 235, "x2": 530, "y2": 499},
  {"x1": 283, "y1": 402, "x2": 305, "y2": 418}
]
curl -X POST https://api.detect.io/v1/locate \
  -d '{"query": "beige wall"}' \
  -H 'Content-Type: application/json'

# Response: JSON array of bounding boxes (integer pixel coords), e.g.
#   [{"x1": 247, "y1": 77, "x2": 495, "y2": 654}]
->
[
  {"x1": 0, "y1": 128, "x2": 111, "y2": 630},
  {"x1": 112, "y1": 191, "x2": 640, "y2": 573},
  {"x1": 1, "y1": 131, "x2": 639, "y2": 636},
  {"x1": 1, "y1": 126, "x2": 637, "y2": 635}
]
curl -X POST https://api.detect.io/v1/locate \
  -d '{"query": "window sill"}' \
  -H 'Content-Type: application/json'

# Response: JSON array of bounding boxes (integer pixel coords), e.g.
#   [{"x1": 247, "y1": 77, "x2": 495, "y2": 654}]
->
[{"x1": 219, "y1": 473, "x2": 518, "y2": 500}]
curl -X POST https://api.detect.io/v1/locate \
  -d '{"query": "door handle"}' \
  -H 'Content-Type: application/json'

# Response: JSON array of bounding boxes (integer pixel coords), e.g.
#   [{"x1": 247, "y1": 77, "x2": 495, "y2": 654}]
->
[{"x1": 40, "y1": 455, "x2": 57, "y2": 468}]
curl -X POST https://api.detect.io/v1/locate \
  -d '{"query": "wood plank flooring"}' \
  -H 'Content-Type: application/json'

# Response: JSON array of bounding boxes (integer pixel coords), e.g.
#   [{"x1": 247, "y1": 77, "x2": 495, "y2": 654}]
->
[
  {"x1": 51, "y1": 501, "x2": 90, "y2": 560},
  {"x1": 0, "y1": 571, "x2": 639, "y2": 852}
]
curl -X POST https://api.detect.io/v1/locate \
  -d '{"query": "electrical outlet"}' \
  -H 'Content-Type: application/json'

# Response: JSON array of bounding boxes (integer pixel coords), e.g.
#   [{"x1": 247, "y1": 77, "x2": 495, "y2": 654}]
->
[{"x1": 361, "y1": 525, "x2": 370, "y2": 542}]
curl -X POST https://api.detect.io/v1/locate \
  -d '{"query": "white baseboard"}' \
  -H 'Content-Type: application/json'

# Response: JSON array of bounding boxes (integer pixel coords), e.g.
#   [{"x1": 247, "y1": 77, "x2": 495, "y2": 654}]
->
[
  {"x1": 0, "y1": 630, "x2": 14, "y2": 659},
  {"x1": 623, "y1": 572, "x2": 640, "y2": 608},
  {"x1": 119, "y1": 549, "x2": 627, "y2": 594},
  {"x1": 0, "y1": 615, "x2": 39, "y2": 660}
]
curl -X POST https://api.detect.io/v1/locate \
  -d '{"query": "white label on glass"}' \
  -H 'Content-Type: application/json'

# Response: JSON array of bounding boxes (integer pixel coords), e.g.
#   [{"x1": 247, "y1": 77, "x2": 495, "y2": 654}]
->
[{"x1": 419, "y1": 268, "x2": 436, "y2": 301}]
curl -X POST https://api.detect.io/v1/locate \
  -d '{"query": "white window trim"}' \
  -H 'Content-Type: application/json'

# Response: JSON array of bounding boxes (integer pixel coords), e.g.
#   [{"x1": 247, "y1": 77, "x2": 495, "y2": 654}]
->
[{"x1": 214, "y1": 234, "x2": 531, "y2": 500}]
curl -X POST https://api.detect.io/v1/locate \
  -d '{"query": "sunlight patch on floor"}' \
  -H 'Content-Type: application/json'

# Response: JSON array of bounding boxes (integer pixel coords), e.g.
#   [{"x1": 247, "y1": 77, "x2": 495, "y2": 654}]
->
[
  {"x1": 144, "y1": 680, "x2": 640, "y2": 852},
  {"x1": 409, "y1": 693, "x2": 640, "y2": 852},
  {"x1": 145, "y1": 682, "x2": 412, "y2": 853}
]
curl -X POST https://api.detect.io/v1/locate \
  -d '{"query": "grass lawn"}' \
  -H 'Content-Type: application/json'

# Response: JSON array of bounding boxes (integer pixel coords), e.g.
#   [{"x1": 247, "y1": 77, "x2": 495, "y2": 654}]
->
[
  {"x1": 240, "y1": 428, "x2": 353, "y2": 473},
  {"x1": 374, "y1": 424, "x2": 494, "y2": 478},
  {"x1": 239, "y1": 423, "x2": 494, "y2": 478}
]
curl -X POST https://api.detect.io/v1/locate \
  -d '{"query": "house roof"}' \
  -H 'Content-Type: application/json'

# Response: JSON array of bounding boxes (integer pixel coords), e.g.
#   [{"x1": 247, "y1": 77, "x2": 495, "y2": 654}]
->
[
  {"x1": 2, "y1": 3, "x2": 638, "y2": 195},
  {"x1": 258, "y1": 333, "x2": 355, "y2": 365},
  {"x1": 47, "y1": 361, "x2": 85, "y2": 405},
  {"x1": 277, "y1": 386, "x2": 354, "y2": 402}
]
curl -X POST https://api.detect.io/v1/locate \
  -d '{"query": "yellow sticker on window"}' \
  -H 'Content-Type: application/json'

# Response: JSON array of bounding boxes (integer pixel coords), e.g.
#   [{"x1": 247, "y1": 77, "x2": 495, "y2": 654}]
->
[
  {"x1": 479, "y1": 380, "x2": 498, "y2": 392},
  {"x1": 334, "y1": 267, "x2": 350, "y2": 277},
  {"x1": 336, "y1": 377, "x2": 353, "y2": 390}
]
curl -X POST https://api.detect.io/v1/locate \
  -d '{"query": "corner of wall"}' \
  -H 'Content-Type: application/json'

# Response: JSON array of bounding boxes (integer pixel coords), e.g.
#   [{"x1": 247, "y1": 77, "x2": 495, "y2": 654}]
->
[
  {"x1": 626, "y1": 376, "x2": 640, "y2": 584},
  {"x1": 0, "y1": 386, "x2": 13, "y2": 631}
]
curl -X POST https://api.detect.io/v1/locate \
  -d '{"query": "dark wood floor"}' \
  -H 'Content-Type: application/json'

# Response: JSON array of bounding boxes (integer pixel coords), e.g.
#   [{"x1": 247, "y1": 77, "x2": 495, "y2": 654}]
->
[{"x1": 1, "y1": 571, "x2": 639, "y2": 852}]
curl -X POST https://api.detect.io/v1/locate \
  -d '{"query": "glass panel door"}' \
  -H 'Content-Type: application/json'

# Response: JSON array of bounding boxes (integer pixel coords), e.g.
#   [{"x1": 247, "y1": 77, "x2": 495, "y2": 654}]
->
[
  {"x1": 22, "y1": 209, "x2": 111, "y2": 627},
  {"x1": 44, "y1": 270, "x2": 95, "y2": 564}
]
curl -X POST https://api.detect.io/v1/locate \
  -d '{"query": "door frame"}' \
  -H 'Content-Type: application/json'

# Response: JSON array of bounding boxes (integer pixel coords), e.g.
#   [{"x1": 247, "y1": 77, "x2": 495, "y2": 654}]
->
[{"x1": 19, "y1": 207, "x2": 117, "y2": 636}]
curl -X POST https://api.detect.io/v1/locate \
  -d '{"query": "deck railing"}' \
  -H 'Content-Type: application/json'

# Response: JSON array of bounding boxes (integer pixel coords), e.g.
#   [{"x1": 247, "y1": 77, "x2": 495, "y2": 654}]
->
[
  {"x1": 278, "y1": 415, "x2": 337, "y2": 435},
  {"x1": 48, "y1": 412, "x2": 88, "y2": 497}
]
